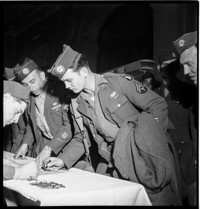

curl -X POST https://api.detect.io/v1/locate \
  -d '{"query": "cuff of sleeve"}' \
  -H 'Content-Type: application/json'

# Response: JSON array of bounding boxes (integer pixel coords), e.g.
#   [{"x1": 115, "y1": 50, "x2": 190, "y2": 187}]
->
[
  {"x1": 58, "y1": 152, "x2": 70, "y2": 169},
  {"x1": 22, "y1": 140, "x2": 33, "y2": 147},
  {"x1": 48, "y1": 138, "x2": 67, "y2": 155}
]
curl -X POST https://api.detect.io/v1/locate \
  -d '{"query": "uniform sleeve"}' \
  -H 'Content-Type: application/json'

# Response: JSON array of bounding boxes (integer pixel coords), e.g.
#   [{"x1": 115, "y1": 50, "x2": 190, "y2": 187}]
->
[
  {"x1": 47, "y1": 104, "x2": 73, "y2": 155},
  {"x1": 118, "y1": 75, "x2": 168, "y2": 132},
  {"x1": 57, "y1": 138, "x2": 85, "y2": 169},
  {"x1": 3, "y1": 165, "x2": 15, "y2": 180},
  {"x1": 22, "y1": 123, "x2": 35, "y2": 147},
  {"x1": 21, "y1": 106, "x2": 34, "y2": 147},
  {"x1": 57, "y1": 114, "x2": 85, "y2": 168},
  {"x1": 46, "y1": 83, "x2": 73, "y2": 154}
]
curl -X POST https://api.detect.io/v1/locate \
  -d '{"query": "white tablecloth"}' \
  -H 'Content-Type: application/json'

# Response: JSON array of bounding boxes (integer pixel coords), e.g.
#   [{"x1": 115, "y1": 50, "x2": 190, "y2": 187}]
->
[{"x1": 3, "y1": 152, "x2": 151, "y2": 206}]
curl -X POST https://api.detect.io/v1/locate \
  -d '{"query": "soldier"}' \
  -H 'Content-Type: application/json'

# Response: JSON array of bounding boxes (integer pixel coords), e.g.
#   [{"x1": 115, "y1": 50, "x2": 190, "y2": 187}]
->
[
  {"x1": 4, "y1": 67, "x2": 27, "y2": 154},
  {"x1": 3, "y1": 80, "x2": 38, "y2": 180},
  {"x1": 173, "y1": 31, "x2": 197, "y2": 86},
  {"x1": 173, "y1": 31, "x2": 198, "y2": 206},
  {"x1": 47, "y1": 44, "x2": 183, "y2": 205},
  {"x1": 158, "y1": 50, "x2": 177, "y2": 69},
  {"x1": 158, "y1": 52, "x2": 197, "y2": 204},
  {"x1": 11, "y1": 58, "x2": 80, "y2": 168}
]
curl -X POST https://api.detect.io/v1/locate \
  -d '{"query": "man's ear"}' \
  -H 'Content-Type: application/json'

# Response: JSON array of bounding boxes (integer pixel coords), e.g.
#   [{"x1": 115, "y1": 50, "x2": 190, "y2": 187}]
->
[
  {"x1": 80, "y1": 67, "x2": 88, "y2": 77},
  {"x1": 40, "y1": 71, "x2": 46, "y2": 81}
]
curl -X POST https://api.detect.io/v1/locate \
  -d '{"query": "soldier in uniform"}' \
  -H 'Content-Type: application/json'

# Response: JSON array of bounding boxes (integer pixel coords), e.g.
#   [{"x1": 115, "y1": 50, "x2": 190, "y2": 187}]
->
[
  {"x1": 46, "y1": 44, "x2": 183, "y2": 205},
  {"x1": 11, "y1": 58, "x2": 81, "y2": 168},
  {"x1": 4, "y1": 67, "x2": 27, "y2": 154},
  {"x1": 3, "y1": 80, "x2": 38, "y2": 180},
  {"x1": 173, "y1": 31, "x2": 197, "y2": 86},
  {"x1": 173, "y1": 31, "x2": 198, "y2": 205},
  {"x1": 158, "y1": 51, "x2": 197, "y2": 204}
]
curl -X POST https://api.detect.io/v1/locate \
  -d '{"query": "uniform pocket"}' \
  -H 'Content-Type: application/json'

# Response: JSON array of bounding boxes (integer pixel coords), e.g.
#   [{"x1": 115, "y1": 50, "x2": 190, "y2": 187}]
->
[
  {"x1": 107, "y1": 95, "x2": 139, "y2": 121},
  {"x1": 50, "y1": 105, "x2": 62, "y2": 123},
  {"x1": 107, "y1": 95, "x2": 128, "y2": 113}
]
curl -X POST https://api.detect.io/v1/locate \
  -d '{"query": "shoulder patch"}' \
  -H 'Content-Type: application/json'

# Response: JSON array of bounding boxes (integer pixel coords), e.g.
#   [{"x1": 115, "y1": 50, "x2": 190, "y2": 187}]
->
[
  {"x1": 135, "y1": 83, "x2": 147, "y2": 94},
  {"x1": 121, "y1": 74, "x2": 133, "y2": 81}
]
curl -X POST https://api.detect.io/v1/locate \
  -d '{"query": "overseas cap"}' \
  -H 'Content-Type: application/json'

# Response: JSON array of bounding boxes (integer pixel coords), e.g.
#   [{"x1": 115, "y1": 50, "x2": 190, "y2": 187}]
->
[
  {"x1": 159, "y1": 50, "x2": 177, "y2": 65},
  {"x1": 4, "y1": 67, "x2": 16, "y2": 81},
  {"x1": 13, "y1": 58, "x2": 39, "y2": 81},
  {"x1": 4, "y1": 80, "x2": 31, "y2": 100},
  {"x1": 4, "y1": 63, "x2": 21, "y2": 81},
  {"x1": 48, "y1": 45, "x2": 79, "y2": 80},
  {"x1": 173, "y1": 31, "x2": 197, "y2": 55}
]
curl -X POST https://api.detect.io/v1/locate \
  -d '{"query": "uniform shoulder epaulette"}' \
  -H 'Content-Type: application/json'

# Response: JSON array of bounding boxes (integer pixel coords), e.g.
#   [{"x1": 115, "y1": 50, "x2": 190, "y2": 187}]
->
[
  {"x1": 120, "y1": 73, "x2": 133, "y2": 81},
  {"x1": 103, "y1": 72, "x2": 134, "y2": 81},
  {"x1": 102, "y1": 72, "x2": 117, "y2": 77}
]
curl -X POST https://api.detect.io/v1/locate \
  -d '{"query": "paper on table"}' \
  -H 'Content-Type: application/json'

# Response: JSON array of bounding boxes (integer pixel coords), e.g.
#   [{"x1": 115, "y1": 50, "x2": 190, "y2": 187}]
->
[
  {"x1": 3, "y1": 151, "x2": 67, "y2": 176},
  {"x1": 3, "y1": 151, "x2": 35, "y2": 165}
]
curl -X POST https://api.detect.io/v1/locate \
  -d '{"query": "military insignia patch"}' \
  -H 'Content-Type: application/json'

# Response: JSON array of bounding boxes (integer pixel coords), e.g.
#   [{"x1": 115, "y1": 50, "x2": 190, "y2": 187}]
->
[
  {"x1": 52, "y1": 104, "x2": 61, "y2": 110},
  {"x1": 110, "y1": 91, "x2": 118, "y2": 99},
  {"x1": 135, "y1": 83, "x2": 147, "y2": 94},
  {"x1": 63, "y1": 104, "x2": 68, "y2": 110},
  {"x1": 179, "y1": 39, "x2": 185, "y2": 47},
  {"x1": 172, "y1": 52, "x2": 176, "y2": 58},
  {"x1": 56, "y1": 65, "x2": 65, "y2": 74},
  {"x1": 22, "y1": 68, "x2": 30, "y2": 75},
  {"x1": 56, "y1": 138, "x2": 63, "y2": 142},
  {"x1": 62, "y1": 132, "x2": 68, "y2": 139},
  {"x1": 121, "y1": 74, "x2": 133, "y2": 81}
]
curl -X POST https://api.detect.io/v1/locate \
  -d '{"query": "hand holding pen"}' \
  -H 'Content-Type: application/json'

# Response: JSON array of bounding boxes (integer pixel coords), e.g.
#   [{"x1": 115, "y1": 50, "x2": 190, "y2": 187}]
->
[{"x1": 42, "y1": 157, "x2": 65, "y2": 171}]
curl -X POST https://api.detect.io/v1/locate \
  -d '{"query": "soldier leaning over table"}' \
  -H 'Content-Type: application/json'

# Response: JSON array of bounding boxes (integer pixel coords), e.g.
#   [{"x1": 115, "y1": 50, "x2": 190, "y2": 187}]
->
[
  {"x1": 3, "y1": 68, "x2": 27, "y2": 154},
  {"x1": 44, "y1": 44, "x2": 183, "y2": 205},
  {"x1": 8, "y1": 58, "x2": 84, "y2": 169},
  {"x1": 3, "y1": 80, "x2": 38, "y2": 180}
]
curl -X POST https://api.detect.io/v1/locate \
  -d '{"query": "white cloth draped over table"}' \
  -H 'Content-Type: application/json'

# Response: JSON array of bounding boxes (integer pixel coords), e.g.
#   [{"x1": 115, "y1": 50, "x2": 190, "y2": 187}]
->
[{"x1": 3, "y1": 152, "x2": 152, "y2": 206}]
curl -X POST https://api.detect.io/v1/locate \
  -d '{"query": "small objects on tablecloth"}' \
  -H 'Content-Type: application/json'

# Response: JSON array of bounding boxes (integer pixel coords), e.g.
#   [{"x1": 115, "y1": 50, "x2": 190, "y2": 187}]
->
[{"x1": 27, "y1": 178, "x2": 65, "y2": 189}]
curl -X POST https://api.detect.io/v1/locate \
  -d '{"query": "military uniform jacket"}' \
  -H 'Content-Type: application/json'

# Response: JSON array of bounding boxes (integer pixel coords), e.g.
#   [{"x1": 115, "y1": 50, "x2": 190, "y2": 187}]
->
[
  {"x1": 3, "y1": 165, "x2": 15, "y2": 180},
  {"x1": 22, "y1": 80, "x2": 76, "y2": 157},
  {"x1": 63, "y1": 72, "x2": 169, "y2": 169},
  {"x1": 113, "y1": 111, "x2": 182, "y2": 205}
]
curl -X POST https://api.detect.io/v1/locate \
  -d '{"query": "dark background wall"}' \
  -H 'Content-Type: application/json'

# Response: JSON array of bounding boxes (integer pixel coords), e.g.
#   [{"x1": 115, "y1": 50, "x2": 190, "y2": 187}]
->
[{"x1": 4, "y1": 2, "x2": 198, "y2": 77}]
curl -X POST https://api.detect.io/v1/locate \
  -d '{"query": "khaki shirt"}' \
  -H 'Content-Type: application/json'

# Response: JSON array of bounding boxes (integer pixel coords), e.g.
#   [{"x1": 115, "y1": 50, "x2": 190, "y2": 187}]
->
[{"x1": 35, "y1": 91, "x2": 53, "y2": 140}]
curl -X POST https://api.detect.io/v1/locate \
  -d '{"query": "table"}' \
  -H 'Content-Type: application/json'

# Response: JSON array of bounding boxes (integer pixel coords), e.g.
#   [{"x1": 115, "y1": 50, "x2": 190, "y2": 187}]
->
[{"x1": 3, "y1": 151, "x2": 152, "y2": 206}]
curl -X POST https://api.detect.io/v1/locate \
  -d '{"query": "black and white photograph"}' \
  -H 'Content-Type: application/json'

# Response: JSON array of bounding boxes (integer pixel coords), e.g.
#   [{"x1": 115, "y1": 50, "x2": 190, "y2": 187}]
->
[{"x1": 3, "y1": 1, "x2": 198, "y2": 206}]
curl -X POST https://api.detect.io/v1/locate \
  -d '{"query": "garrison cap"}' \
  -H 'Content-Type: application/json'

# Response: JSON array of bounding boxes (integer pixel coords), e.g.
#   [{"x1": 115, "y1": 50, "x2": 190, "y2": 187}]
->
[
  {"x1": 159, "y1": 50, "x2": 177, "y2": 65},
  {"x1": 173, "y1": 31, "x2": 197, "y2": 55},
  {"x1": 4, "y1": 67, "x2": 16, "y2": 81},
  {"x1": 142, "y1": 71, "x2": 154, "y2": 80},
  {"x1": 48, "y1": 45, "x2": 79, "y2": 80},
  {"x1": 129, "y1": 59, "x2": 156, "y2": 72},
  {"x1": 111, "y1": 59, "x2": 157, "y2": 74},
  {"x1": 4, "y1": 80, "x2": 30, "y2": 100},
  {"x1": 4, "y1": 63, "x2": 21, "y2": 81},
  {"x1": 13, "y1": 58, "x2": 39, "y2": 82}
]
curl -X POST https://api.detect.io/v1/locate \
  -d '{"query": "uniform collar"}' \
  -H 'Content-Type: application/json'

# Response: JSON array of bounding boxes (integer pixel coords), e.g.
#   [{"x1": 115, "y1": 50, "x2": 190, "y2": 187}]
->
[
  {"x1": 94, "y1": 73, "x2": 108, "y2": 87},
  {"x1": 77, "y1": 73, "x2": 108, "y2": 104},
  {"x1": 34, "y1": 86, "x2": 47, "y2": 102}
]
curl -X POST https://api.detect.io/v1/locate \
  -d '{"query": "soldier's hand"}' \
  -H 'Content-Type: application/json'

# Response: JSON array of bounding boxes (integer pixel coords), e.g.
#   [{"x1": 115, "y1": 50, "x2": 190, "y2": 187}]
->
[
  {"x1": 14, "y1": 143, "x2": 28, "y2": 159},
  {"x1": 43, "y1": 157, "x2": 65, "y2": 171},
  {"x1": 13, "y1": 161, "x2": 39, "y2": 180},
  {"x1": 36, "y1": 146, "x2": 52, "y2": 167}
]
